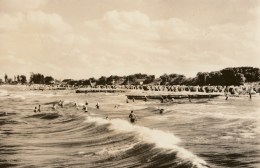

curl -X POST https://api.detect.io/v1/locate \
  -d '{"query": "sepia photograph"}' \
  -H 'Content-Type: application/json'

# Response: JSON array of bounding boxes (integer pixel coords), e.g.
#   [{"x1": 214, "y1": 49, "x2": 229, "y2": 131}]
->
[{"x1": 0, "y1": 0, "x2": 259, "y2": 167}]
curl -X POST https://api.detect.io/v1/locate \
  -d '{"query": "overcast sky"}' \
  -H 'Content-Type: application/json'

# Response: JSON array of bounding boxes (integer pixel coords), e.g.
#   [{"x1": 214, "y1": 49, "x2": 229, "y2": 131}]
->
[{"x1": 0, "y1": 0, "x2": 260, "y2": 80}]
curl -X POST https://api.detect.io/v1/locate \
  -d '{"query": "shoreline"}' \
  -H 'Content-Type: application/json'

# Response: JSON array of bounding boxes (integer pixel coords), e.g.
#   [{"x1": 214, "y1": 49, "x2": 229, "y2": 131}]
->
[{"x1": 1, "y1": 83, "x2": 259, "y2": 96}]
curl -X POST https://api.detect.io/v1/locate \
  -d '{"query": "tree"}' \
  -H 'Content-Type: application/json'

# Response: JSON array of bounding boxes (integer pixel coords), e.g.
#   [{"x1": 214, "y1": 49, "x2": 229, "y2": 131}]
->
[
  {"x1": 44, "y1": 76, "x2": 54, "y2": 85},
  {"x1": 123, "y1": 75, "x2": 137, "y2": 85},
  {"x1": 159, "y1": 74, "x2": 170, "y2": 85},
  {"x1": 17, "y1": 75, "x2": 21, "y2": 83},
  {"x1": 170, "y1": 75, "x2": 187, "y2": 85},
  {"x1": 97, "y1": 76, "x2": 107, "y2": 85},
  {"x1": 30, "y1": 73, "x2": 45, "y2": 84},
  {"x1": 220, "y1": 68, "x2": 236, "y2": 85},
  {"x1": 208, "y1": 71, "x2": 222, "y2": 85},
  {"x1": 196, "y1": 72, "x2": 209, "y2": 85},
  {"x1": 20, "y1": 75, "x2": 27, "y2": 84},
  {"x1": 4, "y1": 74, "x2": 8, "y2": 83},
  {"x1": 7, "y1": 78, "x2": 12, "y2": 84},
  {"x1": 235, "y1": 73, "x2": 245, "y2": 85},
  {"x1": 143, "y1": 75, "x2": 155, "y2": 84}
]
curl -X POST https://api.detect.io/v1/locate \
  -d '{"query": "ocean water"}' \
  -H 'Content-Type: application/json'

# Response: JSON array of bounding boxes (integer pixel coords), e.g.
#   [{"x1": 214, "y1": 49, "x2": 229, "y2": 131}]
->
[{"x1": 0, "y1": 87, "x2": 259, "y2": 168}]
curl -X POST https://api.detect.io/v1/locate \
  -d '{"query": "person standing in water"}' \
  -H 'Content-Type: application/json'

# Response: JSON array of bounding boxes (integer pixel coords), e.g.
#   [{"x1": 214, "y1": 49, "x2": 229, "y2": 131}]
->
[
  {"x1": 129, "y1": 110, "x2": 137, "y2": 123},
  {"x1": 188, "y1": 95, "x2": 191, "y2": 102},
  {"x1": 249, "y1": 92, "x2": 252, "y2": 99},
  {"x1": 52, "y1": 103, "x2": 56, "y2": 110},
  {"x1": 82, "y1": 104, "x2": 87, "y2": 112},
  {"x1": 96, "y1": 103, "x2": 100, "y2": 109},
  {"x1": 59, "y1": 100, "x2": 64, "y2": 108},
  {"x1": 159, "y1": 108, "x2": 164, "y2": 114},
  {"x1": 160, "y1": 96, "x2": 164, "y2": 103},
  {"x1": 37, "y1": 105, "x2": 41, "y2": 112},
  {"x1": 59, "y1": 100, "x2": 62, "y2": 106},
  {"x1": 225, "y1": 92, "x2": 229, "y2": 100},
  {"x1": 84, "y1": 105, "x2": 88, "y2": 113}
]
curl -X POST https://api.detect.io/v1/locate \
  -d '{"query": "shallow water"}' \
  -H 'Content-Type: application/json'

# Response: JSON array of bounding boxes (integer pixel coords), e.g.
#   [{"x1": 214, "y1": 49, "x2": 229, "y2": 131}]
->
[{"x1": 0, "y1": 87, "x2": 259, "y2": 168}]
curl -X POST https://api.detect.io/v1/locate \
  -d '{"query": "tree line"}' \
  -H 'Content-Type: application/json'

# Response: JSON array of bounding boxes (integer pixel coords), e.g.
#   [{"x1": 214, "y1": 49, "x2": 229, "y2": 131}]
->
[
  {"x1": 64, "y1": 67, "x2": 260, "y2": 86},
  {"x1": 2, "y1": 74, "x2": 27, "y2": 84},
  {"x1": 2, "y1": 67, "x2": 260, "y2": 86},
  {"x1": 1, "y1": 73, "x2": 54, "y2": 85}
]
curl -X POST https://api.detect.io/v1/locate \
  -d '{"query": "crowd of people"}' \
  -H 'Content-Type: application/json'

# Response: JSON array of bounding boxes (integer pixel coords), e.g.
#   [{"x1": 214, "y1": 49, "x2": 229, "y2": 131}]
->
[
  {"x1": 32, "y1": 97, "x2": 162, "y2": 124},
  {"x1": 33, "y1": 90, "x2": 254, "y2": 124}
]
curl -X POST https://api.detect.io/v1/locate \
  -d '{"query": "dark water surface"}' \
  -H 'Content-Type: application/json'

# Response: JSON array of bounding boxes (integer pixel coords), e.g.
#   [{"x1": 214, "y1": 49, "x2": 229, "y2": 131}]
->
[{"x1": 0, "y1": 86, "x2": 259, "y2": 168}]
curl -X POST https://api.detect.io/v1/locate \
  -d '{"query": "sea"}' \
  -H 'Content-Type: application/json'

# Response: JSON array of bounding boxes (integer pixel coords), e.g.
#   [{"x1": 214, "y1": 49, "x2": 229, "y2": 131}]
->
[{"x1": 0, "y1": 86, "x2": 259, "y2": 168}]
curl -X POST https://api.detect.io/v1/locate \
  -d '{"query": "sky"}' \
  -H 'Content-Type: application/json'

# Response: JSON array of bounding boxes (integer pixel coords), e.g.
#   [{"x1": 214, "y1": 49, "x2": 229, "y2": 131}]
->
[{"x1": 0, "y1": 0, "x2": 260, "y2": 80}]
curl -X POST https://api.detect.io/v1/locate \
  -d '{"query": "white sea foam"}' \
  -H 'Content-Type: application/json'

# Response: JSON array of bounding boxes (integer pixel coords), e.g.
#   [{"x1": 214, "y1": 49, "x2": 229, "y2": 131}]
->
[
  {"x1": 95, "y1": 143, "x2": 137, "y2": 156},
  {"x1": 24, "y1": 92, "x2": 60, "y2": 98},
  {"x1": 85, "y1": 116, "x2": 208, "y2": 168},
  {"x1": 0, "y1": 89, "x2": 9, "y2": 97},
  {"x1": 10, "y1": 94, "x2": 26, "y2": 100}
]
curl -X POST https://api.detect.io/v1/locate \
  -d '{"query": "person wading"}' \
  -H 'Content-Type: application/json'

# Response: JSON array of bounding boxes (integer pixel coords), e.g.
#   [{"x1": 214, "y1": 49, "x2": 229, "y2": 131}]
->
[{"x1": 129, "y1": 110, "x2": 137, "y2": 123}]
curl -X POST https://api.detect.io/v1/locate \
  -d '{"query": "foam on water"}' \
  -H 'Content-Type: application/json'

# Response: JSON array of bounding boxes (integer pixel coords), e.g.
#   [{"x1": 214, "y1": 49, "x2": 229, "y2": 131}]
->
[
  {"x1": 94, "y1": 143, "x2": 137, "y2": 156},
  {"x1": 9, "y1": 94, "x2": 26, "y2": 100},
  {"x1": 0, "y1": 89, "x2": 9, "y2": 97},
  {"x1": 85, "y1": 116, "x2": 208, "y2": 168},
  {"x1": 24, "y1": 92, "x2": 61, "y2": 98}
]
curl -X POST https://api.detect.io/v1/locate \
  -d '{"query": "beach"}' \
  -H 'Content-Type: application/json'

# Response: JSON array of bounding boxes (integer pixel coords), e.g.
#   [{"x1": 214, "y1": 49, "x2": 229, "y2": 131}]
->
[{"x1": 0, "y1": 86, "x2": 259, "y2": 168}]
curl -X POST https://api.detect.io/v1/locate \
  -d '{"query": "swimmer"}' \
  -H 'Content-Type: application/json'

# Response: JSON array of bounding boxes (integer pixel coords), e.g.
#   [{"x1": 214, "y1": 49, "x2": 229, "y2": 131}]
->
[
  {"x1": 114, "y1": 105, "x2": 119, "y2": 108},
  {"x1": 58, "y1": 100, "x2": 64, "y2": 108},
  {"x1": 52, "y1": 103, "x2": 56, "y2": 110},
  {"x1": 160, "y1": 97, "x2": 164, "y2": 103},
  {"x1": 33, "y1": 107, "x2": 37, "y2": 113},
  {"x1": 84, "y1": 106, "x2": 88, "y2": 113},
  {"x1": 82, "y1": 104, "x2": 88, "y2": 112},
  {"x1": 59, "y1": 100, "x2": 62, "y2": 106},
  {"x1": 37, "y1": 105, "x2": 41, "y2": 112},
  {"x1": 159, "y1": 108, "x2": 164, "y2": 114},
  {"x1": 225, "y1": 93, "x2": 229, "y2": 100},
  {"x1": 129, "y1": 110, "x2": 137, "y2": 123},
  {"x1": 126, "y1": 98, "x2": 129, "y2": 103},
  {"x1": 74, "y1": 100, "x2": 77, "y2": 107},
  {"x1": 96, "y1": 103, "x2": 99, "y2": 109}
]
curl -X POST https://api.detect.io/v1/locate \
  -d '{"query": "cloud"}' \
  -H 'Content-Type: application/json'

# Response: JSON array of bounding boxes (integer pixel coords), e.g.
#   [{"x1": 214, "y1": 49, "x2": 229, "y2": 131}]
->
[
  {"x1": 0, "y1": 11, "x2": 71, "y2": 33},
  {"x1": 82, "y1": 10, "x2": 259, "y2": 76},
  {"x1": 0, "y1": 8, "x2": 259, "y2": 79},
  {"x1": 0, "y1": 0, "x2": 48, "y2": 12},
  {"x1": 103, "y1": 10, "x2": 151, "y2": 31}
]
